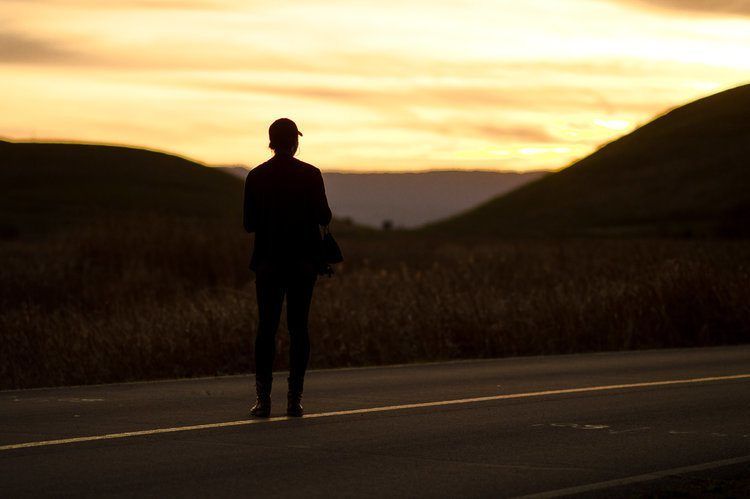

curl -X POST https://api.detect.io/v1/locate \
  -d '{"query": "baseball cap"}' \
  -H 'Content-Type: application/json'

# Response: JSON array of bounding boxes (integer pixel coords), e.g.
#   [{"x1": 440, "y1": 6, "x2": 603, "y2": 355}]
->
[{"x1": 269, "y1": 118, "x2": 303, "y2": 147}]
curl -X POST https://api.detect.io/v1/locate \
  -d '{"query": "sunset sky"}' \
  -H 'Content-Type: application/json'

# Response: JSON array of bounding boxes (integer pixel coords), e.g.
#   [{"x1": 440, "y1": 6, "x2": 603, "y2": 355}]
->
[{"x1": 1, "y1": 0, "x2": 749, "y2": 171}]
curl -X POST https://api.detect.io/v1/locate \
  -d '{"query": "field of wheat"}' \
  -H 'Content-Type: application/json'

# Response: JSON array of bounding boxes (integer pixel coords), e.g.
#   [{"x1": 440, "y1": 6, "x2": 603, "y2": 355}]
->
[{"x1": 1, "y1": 218, "x2": 748, "y2": 389}]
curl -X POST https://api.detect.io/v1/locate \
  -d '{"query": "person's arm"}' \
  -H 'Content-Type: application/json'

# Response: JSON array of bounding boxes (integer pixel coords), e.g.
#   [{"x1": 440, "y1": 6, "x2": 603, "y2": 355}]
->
[
  {"x1": 243, "y1": 173, "x2": 257, "y2": 233},
  {"x1": 316, "y1": 169, "x2": 332, "y2": 226}
]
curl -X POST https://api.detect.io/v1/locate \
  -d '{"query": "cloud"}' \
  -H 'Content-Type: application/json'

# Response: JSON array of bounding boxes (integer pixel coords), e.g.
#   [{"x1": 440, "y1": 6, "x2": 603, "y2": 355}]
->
[
  {"x1": 0, "y1": 30, "x2": 86, "y2": 64},
  {"x1": 122, "y1": 0, "x2": 237, "y2": 8},
  {"x1": 469, "y1": 124, "x2": 555, "y2": 143},
  {"x1": 186, "y1": 78, "x2": 663, "y2": 118},
  {"x1": 0, "y1": 0, "x2": 238, "y2": 9},
  {"x1": 401, "y1": 121, "x2": 557, "y2": 143},
  {"x1": 615, "y1": 0, "x2": 750, "y2": 17}
]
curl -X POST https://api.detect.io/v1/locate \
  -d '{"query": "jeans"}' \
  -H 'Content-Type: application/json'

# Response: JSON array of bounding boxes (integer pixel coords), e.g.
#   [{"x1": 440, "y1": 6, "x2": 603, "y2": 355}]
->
[{"x1": 254, "y1": 261, "x2": 317, "y2": 391}]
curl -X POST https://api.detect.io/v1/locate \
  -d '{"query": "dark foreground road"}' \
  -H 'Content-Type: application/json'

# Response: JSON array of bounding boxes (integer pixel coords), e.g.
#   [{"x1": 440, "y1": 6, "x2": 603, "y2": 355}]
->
[{"x1": 1, "y1": 346, "x2": 749, "y2": 498}]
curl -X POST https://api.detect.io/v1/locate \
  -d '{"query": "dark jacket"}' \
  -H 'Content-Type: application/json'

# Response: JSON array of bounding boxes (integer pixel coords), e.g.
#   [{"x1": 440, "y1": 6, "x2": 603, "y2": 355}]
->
[{"x1": 243, "y1": 154, "x2": 332, "y2": 271}]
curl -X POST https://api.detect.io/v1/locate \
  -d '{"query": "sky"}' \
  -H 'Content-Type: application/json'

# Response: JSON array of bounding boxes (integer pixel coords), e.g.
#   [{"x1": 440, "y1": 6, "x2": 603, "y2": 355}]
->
[{"x1": 1, "y1": 0, "x2": 749, "y2": 172}]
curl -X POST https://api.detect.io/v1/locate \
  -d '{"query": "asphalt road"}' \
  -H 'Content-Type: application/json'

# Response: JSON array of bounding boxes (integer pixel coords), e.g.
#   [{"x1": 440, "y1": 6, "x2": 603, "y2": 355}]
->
[{"x1": 1, "y1": 345, "x2": 749, "y2": 498}]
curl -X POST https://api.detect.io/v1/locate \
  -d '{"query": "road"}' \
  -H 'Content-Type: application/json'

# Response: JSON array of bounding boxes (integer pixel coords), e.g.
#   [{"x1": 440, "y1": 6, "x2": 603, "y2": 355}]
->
[{"x1": 1, "y1": 345, "x2": 749, "y2": 497}]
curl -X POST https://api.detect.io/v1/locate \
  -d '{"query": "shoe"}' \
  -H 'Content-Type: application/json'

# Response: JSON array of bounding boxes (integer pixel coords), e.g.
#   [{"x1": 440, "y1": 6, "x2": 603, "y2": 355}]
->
[
  {"x1": 250, "y1": 379, "x2": 272, "y2": 418},
  {"x1": 286, "y1": 376, "x2": 304, "y2": 417},
  {"x1": 250, "y1": 397, "x2": 271, "y2": 418},
  {"x1": 286, "y1": 391, "x2": 303, "y2": 417}
]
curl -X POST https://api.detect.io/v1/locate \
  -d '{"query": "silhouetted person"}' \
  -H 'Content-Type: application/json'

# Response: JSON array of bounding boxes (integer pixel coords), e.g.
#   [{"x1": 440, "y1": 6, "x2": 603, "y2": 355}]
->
[{"x1": 243, "y1": 118, "x2": 332, "y2": 417}]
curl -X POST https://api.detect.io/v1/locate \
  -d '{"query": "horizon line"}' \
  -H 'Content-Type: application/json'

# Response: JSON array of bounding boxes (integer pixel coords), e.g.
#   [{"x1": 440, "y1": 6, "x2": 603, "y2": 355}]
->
[{"x1": 0, "y1": 137, "x2": 557, "y2": 174}]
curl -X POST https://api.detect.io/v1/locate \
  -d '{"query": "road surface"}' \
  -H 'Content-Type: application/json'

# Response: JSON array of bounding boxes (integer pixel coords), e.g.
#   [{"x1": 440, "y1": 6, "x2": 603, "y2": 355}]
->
[{"x1": 1, "y1": 346, "x2": 749, "y2": 497}]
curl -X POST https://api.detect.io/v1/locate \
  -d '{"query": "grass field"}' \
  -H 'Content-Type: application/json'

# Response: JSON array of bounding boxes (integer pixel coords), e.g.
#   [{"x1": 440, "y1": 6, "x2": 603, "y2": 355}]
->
[{"x1": 2, "y1": 217, "x2": 748, "y2": 389}]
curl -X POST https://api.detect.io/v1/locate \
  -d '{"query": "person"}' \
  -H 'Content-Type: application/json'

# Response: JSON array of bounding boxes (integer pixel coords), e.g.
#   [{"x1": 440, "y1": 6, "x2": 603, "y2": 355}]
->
[{"x1": 243, "y1": 118, "x2": 332, "y2": 417}]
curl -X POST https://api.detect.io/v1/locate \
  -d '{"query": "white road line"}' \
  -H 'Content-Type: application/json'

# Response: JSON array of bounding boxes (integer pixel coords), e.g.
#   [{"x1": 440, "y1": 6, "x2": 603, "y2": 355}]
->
[
  {"x1": 515, "y1": 454, "x2": 750, "y2": 498},
  {"x1": 1, "y1": 373, "x2": 748, "y2": 452}
]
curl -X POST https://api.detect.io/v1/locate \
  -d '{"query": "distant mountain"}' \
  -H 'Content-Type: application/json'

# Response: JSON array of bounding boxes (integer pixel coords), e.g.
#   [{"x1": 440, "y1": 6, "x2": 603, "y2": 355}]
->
[
  {"x1": 218, "y1": 166, "x2": 545, "y2": 228},
  {"x1": 429, "y1": 84, "x2": 750, "y2": 237}
]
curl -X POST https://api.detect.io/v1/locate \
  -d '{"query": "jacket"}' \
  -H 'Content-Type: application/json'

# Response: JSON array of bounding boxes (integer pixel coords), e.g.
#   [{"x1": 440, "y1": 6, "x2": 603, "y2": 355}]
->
[{"x1": 243, "y1": 154, "x2": 332, "y2": 271}]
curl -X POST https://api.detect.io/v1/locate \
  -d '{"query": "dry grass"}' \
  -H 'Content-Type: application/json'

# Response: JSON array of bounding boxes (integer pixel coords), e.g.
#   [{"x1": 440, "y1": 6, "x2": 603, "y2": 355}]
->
[{"x1": 1, "y1": 218, "x2": 749, "y2": 389}]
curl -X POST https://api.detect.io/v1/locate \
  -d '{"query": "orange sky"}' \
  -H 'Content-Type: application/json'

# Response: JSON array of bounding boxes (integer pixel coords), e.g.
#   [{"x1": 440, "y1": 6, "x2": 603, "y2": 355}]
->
[{"x1": 1, "y1": 0, "x2": 748, "y2": 171}]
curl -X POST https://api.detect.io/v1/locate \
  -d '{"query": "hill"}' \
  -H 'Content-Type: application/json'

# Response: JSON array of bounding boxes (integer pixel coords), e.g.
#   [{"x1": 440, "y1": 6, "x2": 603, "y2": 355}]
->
[
  {"x1": 219, "y1": 167, "x2": 545, "y2": 228},
  {"x1": 429, "y1": 84, "x2": 750, "y2": 237},
  {"x1": 0, "y1": 141, "x2": 243, "y2": 237}
]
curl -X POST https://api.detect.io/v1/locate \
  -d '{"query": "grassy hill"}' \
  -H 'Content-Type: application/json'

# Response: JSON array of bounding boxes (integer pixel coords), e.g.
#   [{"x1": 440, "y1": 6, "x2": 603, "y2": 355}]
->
[
  {"x1": 0, "y1": 140, "x2": 370, "y2": 239},
  {"x1": 429, "y1": 84, "x2": 750, "y2": 237},
  {"x1": 0, "y1": 141, "x2": 244, "y2": 238}
]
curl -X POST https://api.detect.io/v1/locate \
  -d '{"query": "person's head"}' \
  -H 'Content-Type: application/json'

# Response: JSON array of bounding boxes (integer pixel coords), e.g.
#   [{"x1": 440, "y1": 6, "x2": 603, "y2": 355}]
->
[{"x1": 268, "y1": 118, "x2": 302, "y2": 156}]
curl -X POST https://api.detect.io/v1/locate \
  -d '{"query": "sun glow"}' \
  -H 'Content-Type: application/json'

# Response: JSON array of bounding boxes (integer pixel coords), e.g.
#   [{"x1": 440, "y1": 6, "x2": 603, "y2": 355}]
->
[
  {"x1": 594, "y1": 119, "x2": 632, "y2": 131},
  {"x1": 0, "y1": 0, "x2": 748, "y2": 171}
]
